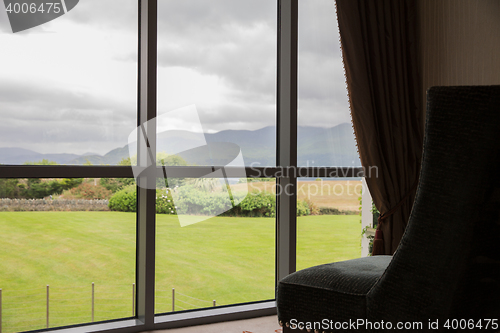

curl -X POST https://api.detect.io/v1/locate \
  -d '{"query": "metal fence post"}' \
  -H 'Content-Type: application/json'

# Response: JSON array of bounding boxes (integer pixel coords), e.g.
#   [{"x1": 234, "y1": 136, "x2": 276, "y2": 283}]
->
[
  {"x1": 92, "y1": 282, "x2": 95, "y2": 322},
  {"x1": 172, "y1": 288, "x2": 175, "y2": 312},
  {"x1": 0, "y1": 288, "x2": 3, "y2": 333},
  {"x1": 46, "y1": 285, "x2": 49, "y2": 328},
  {"x1": 132, "y1": 283, "x2": 135, "y2": 316}
]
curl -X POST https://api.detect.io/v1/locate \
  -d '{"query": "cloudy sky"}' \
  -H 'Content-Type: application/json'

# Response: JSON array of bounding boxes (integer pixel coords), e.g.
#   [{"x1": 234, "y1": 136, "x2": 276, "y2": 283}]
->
[{"x1": 0, "y1": 0, "x2": 349, "y2": 156}]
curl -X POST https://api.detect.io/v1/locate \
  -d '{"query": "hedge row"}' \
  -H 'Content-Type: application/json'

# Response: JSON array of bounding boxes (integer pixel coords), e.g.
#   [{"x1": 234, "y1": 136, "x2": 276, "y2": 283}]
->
[
  {"x1": 319, "y1": 207, "x2": 358, "y2": 215},
  {"x1": 107, "y1": 185, "x2": 313, "y2": 217}
]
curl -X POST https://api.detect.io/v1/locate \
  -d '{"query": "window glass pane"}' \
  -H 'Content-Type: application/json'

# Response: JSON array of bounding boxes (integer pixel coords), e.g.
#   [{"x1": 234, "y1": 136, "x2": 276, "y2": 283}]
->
[
  {"x1": 154, "y1": 177, "x2": 275, "y2": 313},
  {"x1": 0, "y1": 177, "x2": 136, "y2": 331},
  {"x1": 157, "y1": 0, "x2": 277, "y2": 167},
  {"x1": 0, "y1": 0, "x2": 137, "y2": 165},
  {"x1": 297, "y1": 0, "x2": 360, "y2": 167},
  {"x1": 296, "y1": 177, "x2": 362, "y2": 271}
]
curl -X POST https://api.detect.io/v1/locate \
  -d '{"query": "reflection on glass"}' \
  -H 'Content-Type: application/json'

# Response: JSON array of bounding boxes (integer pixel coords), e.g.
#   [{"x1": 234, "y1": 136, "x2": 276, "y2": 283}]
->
[
  {"x1": 155, "y1": 177, "x2": 275, "y2": 313},
  {"x1": 297, "y1": 0, "x2": 360, "y2": 167},
  {"x1": 157, "y1": 0, "x2": 277, "y2": 167},
  {"x1": 0, "y1": 0, "x2": 137, "y2": 165},
  {"x1": 128, "y1": 106, "x2": 249, "y2": 183},
  {"x1": 296, "y1": 177, "x2": 362, "y2": 271},
  {"x1": 0, "y1": 178, "x2": 136, "y2": 332}
]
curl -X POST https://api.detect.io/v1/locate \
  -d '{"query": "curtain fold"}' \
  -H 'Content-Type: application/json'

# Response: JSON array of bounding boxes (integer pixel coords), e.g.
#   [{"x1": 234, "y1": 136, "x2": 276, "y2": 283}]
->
[{"x1": 336, "y1": 0, "x2": 424, "y2": 255}]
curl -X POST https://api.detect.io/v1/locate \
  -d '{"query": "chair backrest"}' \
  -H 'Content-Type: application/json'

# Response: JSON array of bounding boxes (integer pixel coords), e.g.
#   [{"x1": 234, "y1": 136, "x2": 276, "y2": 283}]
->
[{"x1": 367, "y1": 86, "x2": 500, "y2": 321}]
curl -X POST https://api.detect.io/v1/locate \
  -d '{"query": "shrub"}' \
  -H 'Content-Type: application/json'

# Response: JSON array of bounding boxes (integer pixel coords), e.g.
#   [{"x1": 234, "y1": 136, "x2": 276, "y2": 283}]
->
[
  {"x1": 0, "y1": 179, "x2": 23, "y2": 198},
  {"x1": 59, "y1": 178, "x2": 84, "y2": 191},
  {"x1": 224, "y1": 191, "x2": 311, "y2": 217},
  {"x1": 108, "y1": 186, "x2": 137, "y2": 212},
  {"x1": 303, "y1": 199, "x2": 319, "y2": 215},
  {"x1": 100, "y1": 178, "x2": 135, "y2": 193},
  {"x1": 319, "y1": 207, "x2": 358, "y2": 215},
  {"x1": 108, "y1": 186, "x2": 314, "y2": 218},
  {"x1": 67, "y1": 182, "x2": 112, "y2": 200},
  {"x1": 230, "y1": 191, "x2": 276, "y2": 217},
  {"x1": 0, "y1": 178, "x2": 83, "y2": 199},
  {"x1": 149, "y1": 186, "x2": 276, "y2": 218},
  {"x1": 155, "y1": 188, "x2": 177, "y2": 215},
  {"x1": 174, "y1": 185, "x2": 234, "y2": 216},
  {"x1": 319, "y1": 207, "x2": 342, "y2": 215},
  {"x1": 296, "y1": 199, "x2": 311, "y2": 216},
  {"x1": 108, "y1": 186, "x2": 177, "y2": 215},
  {"x1": 24, "y1": 178, "x2": 55, "y2": 198}
]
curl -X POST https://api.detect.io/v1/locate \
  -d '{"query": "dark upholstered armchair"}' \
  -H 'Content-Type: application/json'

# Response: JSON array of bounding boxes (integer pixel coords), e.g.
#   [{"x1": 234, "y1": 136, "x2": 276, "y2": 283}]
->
[{"x1": 277, "y1": 86, "x2": 500, "y2": 332}]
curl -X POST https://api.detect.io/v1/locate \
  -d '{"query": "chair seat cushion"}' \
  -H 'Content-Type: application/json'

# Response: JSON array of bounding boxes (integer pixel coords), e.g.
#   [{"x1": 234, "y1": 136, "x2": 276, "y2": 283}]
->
[{"x1": 277, "y1": 256, "x2": 392, "y2": 324}]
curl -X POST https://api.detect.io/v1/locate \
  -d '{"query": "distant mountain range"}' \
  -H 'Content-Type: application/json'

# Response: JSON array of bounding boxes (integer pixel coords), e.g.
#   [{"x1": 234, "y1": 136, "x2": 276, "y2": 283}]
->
[{"x1": 0, "y1": 123, "x2": 361, "y2": 167}]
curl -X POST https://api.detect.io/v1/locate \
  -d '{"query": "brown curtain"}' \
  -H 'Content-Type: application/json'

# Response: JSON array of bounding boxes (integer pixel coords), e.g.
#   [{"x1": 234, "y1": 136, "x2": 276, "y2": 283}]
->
[{"x1": 336, "y1": 0, "x2": 424, "y2": 255}]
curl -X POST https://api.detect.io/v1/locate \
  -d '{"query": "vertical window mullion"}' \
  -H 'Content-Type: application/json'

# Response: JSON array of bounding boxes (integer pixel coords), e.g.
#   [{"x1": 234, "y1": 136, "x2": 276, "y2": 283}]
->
[
  {"x1": 136, "y1": 0, "x2": 157, "y2": 329},
  {"x1": 276, "y1": 0, "x2": 298, "y2": 285}
]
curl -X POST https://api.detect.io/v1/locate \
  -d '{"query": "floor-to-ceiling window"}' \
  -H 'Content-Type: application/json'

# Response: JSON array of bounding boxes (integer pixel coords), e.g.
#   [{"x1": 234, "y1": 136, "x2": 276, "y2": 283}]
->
[
  {"x1": 0, "y1": 1, "x2": 361, "y2": 332},
  {"x1": 0, "y1": 1, "x2": 139, "y2": 332},
  {"x1": 154, "y1": 1, "x2": 277, "y2": 314},
  {"x1": 296, "y1": 0, "x2": 363, "y2": 271}
]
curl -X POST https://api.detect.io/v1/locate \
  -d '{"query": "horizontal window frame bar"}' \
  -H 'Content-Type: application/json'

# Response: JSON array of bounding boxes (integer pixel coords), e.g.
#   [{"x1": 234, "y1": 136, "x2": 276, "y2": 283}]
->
[
  {"x1": 153, "y1": 300, "x2": 276, "y2": 329},
  {"x1": 0, "y1": 165, "x2": 135, "y2": 178},
  {"x1": 23, "y1": 301, "x2": 276, "y2": 333},
  {"x1": 0, "y1": 166, "x2": 364, "y2": 179},
  {"x1": 27, "y1": 318, "x2": 142, "y2": 333}
]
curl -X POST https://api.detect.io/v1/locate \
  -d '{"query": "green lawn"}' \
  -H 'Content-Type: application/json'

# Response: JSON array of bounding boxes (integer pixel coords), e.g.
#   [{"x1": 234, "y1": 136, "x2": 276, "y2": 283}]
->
[{"x1": 0, "y1": 212, "x2": 361, "y2": 332}]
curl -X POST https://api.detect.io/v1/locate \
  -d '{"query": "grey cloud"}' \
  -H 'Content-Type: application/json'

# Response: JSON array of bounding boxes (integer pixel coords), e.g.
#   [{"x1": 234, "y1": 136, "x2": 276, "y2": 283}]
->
[
  {"x1": 156, "y1": 0, "x2": 347, "y2": 131},
  {"x1": 0, "y1": 0, "x2": 348, "y2": 154},
  {"x1": 298, "y1": 0, "x2": 340, "y2": 56},
  {"x1": 0, "y1": 81, "x2": 134, "y2": 117},
  {"x1": 97, "y1": 0, "x2": 279, "y2": 134},
  {"x1": 296, "y1": 0, "x2": 349, "y2": 128},
  {"x1": 192, "y1": 77, "x2": 276, "y2": 133},
  {"x1": 298, "y1": 61, "x2": 351, "y2": 128},
  {"x1": 0, "y1": 117, "x2": 133, "y2": 155},
  {"x1": 298, "y1": 53, "x2": 347, "y2": 101},
  {"x1": 67, "y1": 0, "x2": 274, "y2": 35},
  {"x1": 0, "y1": 80, "x2": 135, "y2": 154},
  {"x1": 157, "y1": 0, "x2": 276, "y2": 33},
  {"x1": 158, "y1": 26, "x2": 276, "y2": 94},
  {"x1": 62, "y1": 0, "x2": 137, "y2": 32},
  {"x1": 197, "y1": 102, "x2": 275, "y2": 133},
  {"x1": 156, "y1": 0, "x2": 277, "y2": 101},
  {"x1": 298, "y1": 98, "x2": 351, "y2": 128}
]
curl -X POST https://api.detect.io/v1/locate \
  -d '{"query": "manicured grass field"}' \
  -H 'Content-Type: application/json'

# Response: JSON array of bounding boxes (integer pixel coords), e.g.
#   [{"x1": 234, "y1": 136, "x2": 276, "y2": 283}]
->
[
  {"x1": 0, "y1": 212, "x2": 136, "y2": 332},
  {"x1": 0, "y1": 212, "x2": 361, "y2": 333}
]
